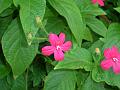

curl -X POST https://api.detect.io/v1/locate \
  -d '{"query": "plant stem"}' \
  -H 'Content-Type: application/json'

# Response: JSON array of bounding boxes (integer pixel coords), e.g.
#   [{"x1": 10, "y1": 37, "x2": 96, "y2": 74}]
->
[
  {"x1": 40, "y1": 23, "x2": 49, "y2": 36},
  {"x1": 25, "y1": 68, "x2": 28, "y2": 90}
]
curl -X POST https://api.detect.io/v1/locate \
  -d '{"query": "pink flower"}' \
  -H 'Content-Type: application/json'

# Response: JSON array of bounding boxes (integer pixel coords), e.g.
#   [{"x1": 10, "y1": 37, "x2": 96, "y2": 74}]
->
[
  {"x1": 42, "y1": 33, "x2": 72, "y2": 61},
  {"x1": 92, "y1": 0, "x2": 104, "y2": 6},
  {"x1": 101, "y1": 46, "x2": 120, "y2": 74}
]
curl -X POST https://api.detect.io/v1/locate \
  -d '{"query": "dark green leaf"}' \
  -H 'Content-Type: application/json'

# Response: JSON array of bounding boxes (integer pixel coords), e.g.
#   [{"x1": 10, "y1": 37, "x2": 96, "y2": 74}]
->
[
  {"x1": 2, "y1": 18, "x2": 38, "y2": 78},
  {"x1": 44, "y1": 70, "x2": 77, "y2": 90}
]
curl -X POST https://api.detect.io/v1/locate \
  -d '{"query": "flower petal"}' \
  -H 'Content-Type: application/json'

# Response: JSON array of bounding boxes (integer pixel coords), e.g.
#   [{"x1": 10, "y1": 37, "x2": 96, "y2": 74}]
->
[
  {"x1": 49, "y1": 33, "x2": 59, "y2": 46},
  {"x1": 98, "y1": 0, "x2": 104, "y2": 6},
  {"x1": 62, "y1": 41, "x2": 72, "y2": 52},
  {"x1": 59, "y1": 33, "x2": 65, "y2": 44},
  {"x1": 92, "y1": 0, "x2": 97, "y2": 4},
  {"x1": 42, "y1": 46, "x2": 55, "y2": 56},
  {"x1": 111, "y1": 46, "x2": 119, "y2": 57},
  {"x1": 54, "y1": 50, "x2": 64, "y2": 61},
  {"x1": 100, "y1": 59, "x2": 113, "y2": 70},
  {"x1": 113, "y1": 62, "x2": 120, "y2": 74},
  {"x1": 104, "y1": 48, "x2": 112, "y2": 59}
]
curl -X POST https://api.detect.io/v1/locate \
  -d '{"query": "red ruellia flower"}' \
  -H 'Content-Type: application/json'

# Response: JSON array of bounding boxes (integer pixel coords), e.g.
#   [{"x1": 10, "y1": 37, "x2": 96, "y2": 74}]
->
[
  {"x1": 42, "y1": 33, "x2": 72, "y2": 61},
  {"x1": 92, "y1": 0, "x2": 104, "y2": 6},
  {"x1": 101, "y1": 46, "x2": 120, "y2": 74}
]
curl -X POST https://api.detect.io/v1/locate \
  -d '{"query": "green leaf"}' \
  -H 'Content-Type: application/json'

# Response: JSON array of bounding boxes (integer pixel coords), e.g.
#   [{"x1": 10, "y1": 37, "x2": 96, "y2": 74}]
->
[
  {"x1": 45, "y1": 17, "x2": 72, "y2": 40},
  {"x1": 83, "y1": 27, "x2": 93, "y2": 42},
  {"x1": 44, "y1": 70, "x2": 77, "y2": 90},
  {"x1": 13, "y1": 0, "x2": 46, "y2": 45},
  {"x1": 92, "y1": 38, "x2": 120, "y2": 88},
  {"x1": 76, "y1": 70, "x2": 89, "y2": 89},
  {"x1": 92, "y1": 65, "x2": 120, "y2": 88},
  {"x1": 106, "y1": 23, "x2": 120, "y2": 41},
  {"x1": 81, "y1": 75, "x2": 106, "y2": 90},
  {"x1": 0, "y1": 64, "x2": 11, "y2": 79},
  {"x1": 75, "y1": 0, "x2": 106, "y2": 16},
  {"x1": 85, "y1": 17, "x2": 107, "y2": 37},
  {"x1": 11, "y1": 75, "x2": 26, "y2": 90},
  {"x1": 0, "y1": 16, "x2": 12, "y2": 41},
  {"x1": 89, "y1": 40, "x2": 104, "y2": 54},
  {"x1": 48, "y1": 0, "x2": 84, "y2": 45},
  {"x1": 55, "y1": 48, "x2": 93, "y2": 71},
  {"x1": 0, "y1": 77, "x2": 11, "y2": 90},
  {"x1": 32, "y1": 61, "x2": 46, "y2": 87},
  {"x1": 45, "y1": 17, "x2": 66, "y2": 34},
  {"x1": 0, "y1": 0, "x2": 12, "y2": 14},
  {"x1": 114, "y1": 7, "x2": 120, "y2": 13},
  {"x1": 2, "y1": 18, "x2": 38, "y2": 78}
]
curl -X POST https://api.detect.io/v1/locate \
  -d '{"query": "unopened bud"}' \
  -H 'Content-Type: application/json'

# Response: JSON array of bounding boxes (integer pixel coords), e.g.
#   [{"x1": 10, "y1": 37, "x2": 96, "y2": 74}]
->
[
  {"x1": 36, "y1": 16, "x2": 41, "y2": 25},
  {"x1": 27, "y1": 32, "x2": 33, "y2": 45},
  {"x1": 95, "y1": 48, "x2": 100, "y2": 54}
]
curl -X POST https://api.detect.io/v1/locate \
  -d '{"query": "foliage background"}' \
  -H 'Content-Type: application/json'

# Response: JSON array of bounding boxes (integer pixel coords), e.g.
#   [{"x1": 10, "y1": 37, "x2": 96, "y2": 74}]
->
[{"x1": 0, "y1": 0, "x2": 120, "y2": 90}]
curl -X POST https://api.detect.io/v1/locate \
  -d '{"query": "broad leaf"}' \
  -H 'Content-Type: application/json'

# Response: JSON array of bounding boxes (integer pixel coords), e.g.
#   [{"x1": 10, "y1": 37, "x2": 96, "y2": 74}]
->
[
  {"x1": 13, "y1": 0, "x2": 46, "y2": 45},
  {"x1": 11, "y1": 75, "x2": 26, "y2": 90},
  {"x1": 0, "y1": 77, "x2": 11, "y2": 90},
  {"x1": 2, "y1": 19, "x2": 38, "y2": 78},
  {"x1": 55, "y1": 48, "x2": 93, "y2": 71},
  {"x1": 106, "y1": 23, "x2": 120, "y2": 41},
  {"x1": 0, "y1": 16, "x2": 12, "y2": 41},
  {"x1": 44, "y1": 70, "x2": 77, "y2": 90},
  {"x1": 0, "y1": 64, "x2": 11, "y2": 79},
  {"x1": 0, "y1": 0, "x2": 12, "y2": 14},
  {"x1": 81, "y1": 75, "x2": 106, "y2": 90},
  {"x1": 85, "y1": 17, "x2": 107, "y2": 37},
  {"x1": 83, "y1": 27, "x2": 93, "y2": 42},
  {"x1": 48, "y1": 0, "x2": 84, "y2": 45}
]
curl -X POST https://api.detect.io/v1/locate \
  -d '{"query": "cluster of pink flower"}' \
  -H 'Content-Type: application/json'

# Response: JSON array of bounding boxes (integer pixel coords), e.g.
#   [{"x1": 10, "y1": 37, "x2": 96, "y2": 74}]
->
[
  {"x1": 101, "y1": 46, "x2": 120, "y2": 74},
  {"x1": 41, "y1": 33, "x2": 120, "y2": 74},
  {"x1": 92, "y1": 0, "x2": 104, "y2": 6}
]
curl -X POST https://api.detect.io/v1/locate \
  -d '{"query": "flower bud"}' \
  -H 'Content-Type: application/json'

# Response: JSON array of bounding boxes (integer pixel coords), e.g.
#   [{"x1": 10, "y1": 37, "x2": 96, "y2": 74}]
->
[
  {"x1": 95, "y1": 48, "x2": 100, "y2": 54},
  {"x1": 36, "y1": 16, "x2": 41, "y2": 25}
]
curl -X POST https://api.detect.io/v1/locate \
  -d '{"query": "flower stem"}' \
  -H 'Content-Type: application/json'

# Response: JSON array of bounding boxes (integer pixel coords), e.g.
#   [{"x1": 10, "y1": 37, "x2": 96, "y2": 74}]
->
[{"x1": 36, "y1": 16, "x2": 49, "y2": 36}]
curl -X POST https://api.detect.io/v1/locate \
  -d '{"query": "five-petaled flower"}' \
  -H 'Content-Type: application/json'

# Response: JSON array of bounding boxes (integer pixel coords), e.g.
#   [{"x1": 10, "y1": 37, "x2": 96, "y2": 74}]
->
[
  {"x1": 101, "y1": 46, "x2": 120, "y2": 74},
  {"x1": 42, "y1": 33, "x2": 72, "y2": 61},
  {"x1": 92, "y1": 0, "x2": 104, "y2": 6}
]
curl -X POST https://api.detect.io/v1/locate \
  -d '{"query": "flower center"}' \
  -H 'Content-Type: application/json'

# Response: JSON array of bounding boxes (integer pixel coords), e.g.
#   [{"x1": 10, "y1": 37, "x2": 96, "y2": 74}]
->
[
  {"x1": 112, "y1": 58, "x2": 119, "y2": 62},
  {"x1": 56, "y1": 45, "x2": 61, "y2": 50}
]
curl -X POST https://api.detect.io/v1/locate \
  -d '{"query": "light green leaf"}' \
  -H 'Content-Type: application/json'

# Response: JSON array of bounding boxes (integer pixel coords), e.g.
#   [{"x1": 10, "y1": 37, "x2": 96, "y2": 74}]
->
[
  {"x1": 0, "y1": 0, "x2": 12, "y2": 14},
  {"x1": 85, "y1": 17, "x2": 107, "y2": 37},
  {"x1": 83, "y1": 27, "x2": 93, "y2": 42},
  {"x1": 48, "y1": 0, "x2": 84, "y2": 45},
  {"x1": 106, "y1": 23, "x2": 120, "y2": 41},
  {"x1": 114, "y1": 7, "x2": 120, "y2": 13},
  {"x1": 55, "y1": 48, "x2": 93, "y2": 71},
  {"x1": 44, "y1": 70, "x2": 77, "y2": 90},
  {"x1": 13, "y1": 0, "x2": 46, "y2": 45},
  {"x1": 2, "y1": 19, "x2": 38, "y2": 78}
]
